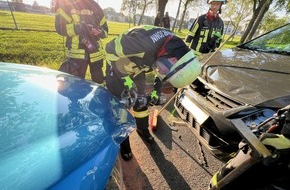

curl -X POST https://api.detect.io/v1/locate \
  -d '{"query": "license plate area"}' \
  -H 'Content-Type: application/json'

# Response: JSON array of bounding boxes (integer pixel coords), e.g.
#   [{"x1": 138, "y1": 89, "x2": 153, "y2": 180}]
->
[{"x1": 180, "y1": 95, "x2": 209, "y2": 125}]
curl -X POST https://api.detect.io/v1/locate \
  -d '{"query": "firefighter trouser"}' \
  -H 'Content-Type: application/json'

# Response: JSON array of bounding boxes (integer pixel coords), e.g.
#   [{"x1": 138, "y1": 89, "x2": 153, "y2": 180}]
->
[
  {"x1": 89, "y1": 59, "x2": 104, "y2": 84},
  {"x1": 68, "y1": 58, "x2": 89, "y2": 79},
  {"x1": 89, "y1": 43, "x2": 105, "y2": 84},
  {"x1": 68, "y1": 58, "x2": 104, "y2": 84},
  {"x1": 105, "y1": 63, "x2": 149, "y2": 154},
  {"x1": 68, "y1": 41, "x2": 104, "y2": 84}
]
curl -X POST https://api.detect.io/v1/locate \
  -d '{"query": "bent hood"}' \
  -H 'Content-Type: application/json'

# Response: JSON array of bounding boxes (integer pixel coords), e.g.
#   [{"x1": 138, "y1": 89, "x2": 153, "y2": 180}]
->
[
  {"x1": 203, "y1": 48, "x2": 290, "y2": 108},
  {"x1": 0, "y1": 63, "x2": 136, "y2": 190}
]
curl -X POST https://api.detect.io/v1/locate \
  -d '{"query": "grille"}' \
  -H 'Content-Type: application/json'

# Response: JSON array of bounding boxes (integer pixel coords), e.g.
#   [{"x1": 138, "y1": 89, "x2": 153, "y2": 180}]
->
[
  {"x1": 188, "y1": 84, "x2": 243, "y2": 111},
  {"x1": 174, "y1": 97, "x2": 228, "y2": 149}
]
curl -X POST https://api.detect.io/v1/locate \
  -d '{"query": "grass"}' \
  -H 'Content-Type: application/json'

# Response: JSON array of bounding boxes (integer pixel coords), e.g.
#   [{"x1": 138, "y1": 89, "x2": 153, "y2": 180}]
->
[{"x1": 0, "y1": 10, "x2": 239, "y2": 80}]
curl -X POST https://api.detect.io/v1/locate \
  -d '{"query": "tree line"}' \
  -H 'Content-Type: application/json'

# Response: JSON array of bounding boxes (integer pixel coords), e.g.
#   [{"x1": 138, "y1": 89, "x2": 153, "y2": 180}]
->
[
  {"x1": 8, "y1": 0, "x2": 290, "y2": 44},
  {"x1": 121, "y1": 0, "x2": 290, "y2": 43}
]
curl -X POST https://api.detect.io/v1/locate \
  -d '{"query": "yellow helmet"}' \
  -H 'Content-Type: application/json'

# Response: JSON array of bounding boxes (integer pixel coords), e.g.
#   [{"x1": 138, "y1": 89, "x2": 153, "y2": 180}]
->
[{"x1": 154, "y1": 50, "x2": 201, "y2": 88}]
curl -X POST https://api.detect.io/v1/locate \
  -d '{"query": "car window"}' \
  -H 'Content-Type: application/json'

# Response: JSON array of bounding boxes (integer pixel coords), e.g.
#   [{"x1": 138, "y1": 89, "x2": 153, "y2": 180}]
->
[{"x1": 240, "y1": 24, "x2": 290, "y2": 55}]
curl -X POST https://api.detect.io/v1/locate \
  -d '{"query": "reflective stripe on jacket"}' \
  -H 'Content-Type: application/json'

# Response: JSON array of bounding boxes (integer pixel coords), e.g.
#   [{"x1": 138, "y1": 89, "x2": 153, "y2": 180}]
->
[
  {"x1": 185, "y1": 13, "x2": 224, "y2": 53},
  {"x1": 55, "y1": 0, "x2": 108, "y2": 60}
]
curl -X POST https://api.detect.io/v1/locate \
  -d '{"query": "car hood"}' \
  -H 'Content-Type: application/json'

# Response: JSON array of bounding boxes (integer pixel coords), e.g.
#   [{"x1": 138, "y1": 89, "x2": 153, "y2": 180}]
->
[
  {"x1": 202, "y1": 48, "x2": 290, "y2": 108},
  {"x1": 0, "y1": 63, "x2": 136, "y2": 190}
]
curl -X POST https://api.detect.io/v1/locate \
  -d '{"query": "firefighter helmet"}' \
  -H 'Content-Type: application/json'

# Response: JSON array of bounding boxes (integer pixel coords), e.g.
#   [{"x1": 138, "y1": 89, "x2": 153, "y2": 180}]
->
[{"x1": 154, "y1": 50, "x2": 201, "y2": 88}]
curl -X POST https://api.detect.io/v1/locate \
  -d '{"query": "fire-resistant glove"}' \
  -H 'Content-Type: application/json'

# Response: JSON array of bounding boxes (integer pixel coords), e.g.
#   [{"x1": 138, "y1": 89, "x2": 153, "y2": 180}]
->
[
  {"x1": 209, "y1": 31, "x2": 222, "y2": 50},
  {"x1": 120, "y1": 89, "x2": 137, "y2": 109},
  {"x1": 120, "y1": 75, "x2": 138, "y2": 108},
  {"x1": 147, "y1": 90, "x2": 159, "y2": 105},
  {"x1": 79, "y1": 22, "x2": 92, "y2": 36},
  {"x1": 134, "y1": 94, "x2": 148, "y2": 111},
  {"x1": 213, "y1": 31, "x2": 222, "y2": 39}
]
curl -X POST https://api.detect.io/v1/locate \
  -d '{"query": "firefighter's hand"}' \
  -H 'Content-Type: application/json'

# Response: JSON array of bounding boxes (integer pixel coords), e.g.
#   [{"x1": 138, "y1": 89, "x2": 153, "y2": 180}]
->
[
  {"x1": 213, "y1": 31, "x2": 221, "y2": 38},
  {"x1": 91, "y1": 26, "x2": 102, "y2": 36},
  {"x1": 120, "y1": 88, "x2": 137, "y2": 109},
  {"x1": 147, "y1": 90, "x2": 159, "y2": 105},
  {"x1": 209, "y1": 32, "x2": 221, "y2": 50},
  {"x1": 80, "y1": 22, "x2": 92, "y2": 35},
  {"x1": 134, "y1": 94, "x2": 148, "y2": 110}
]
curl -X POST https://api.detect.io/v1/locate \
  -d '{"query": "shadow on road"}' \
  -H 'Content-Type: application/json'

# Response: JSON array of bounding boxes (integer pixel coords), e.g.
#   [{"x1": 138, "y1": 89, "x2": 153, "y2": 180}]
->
[{"x1": 121, "y1": 155, "x2": 154, "y2": 190}]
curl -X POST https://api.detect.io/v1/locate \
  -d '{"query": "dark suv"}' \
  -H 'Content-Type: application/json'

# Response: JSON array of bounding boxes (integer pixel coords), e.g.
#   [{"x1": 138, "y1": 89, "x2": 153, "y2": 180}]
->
[{"x1": 174, "y1": 23, "x2": 290, "y2": 160}]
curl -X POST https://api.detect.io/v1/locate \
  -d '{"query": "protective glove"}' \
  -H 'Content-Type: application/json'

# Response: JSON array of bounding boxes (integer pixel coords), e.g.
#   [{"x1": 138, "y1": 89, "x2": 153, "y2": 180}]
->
[
  {"x1": 147, "y1": 90, "x2": 159, "y2": 105},
  {"x1": 80, "y1": 22, "x2": 93, "y2": 35},
  {"x1": 134, "y1": 94, "x2": 148, "y2": 111},
  {"x1": 120, "y1": 88, "x2": 137, "y2": 109},
  {"x1": 209, "y1": 32, "x2": 221, "y2": 51},
  {"x1": 119, "y1": 76, "x2": 137, "y2": 108},
  {"x1": 213, "y1": 31, "x2": 221, "y2": 39}
]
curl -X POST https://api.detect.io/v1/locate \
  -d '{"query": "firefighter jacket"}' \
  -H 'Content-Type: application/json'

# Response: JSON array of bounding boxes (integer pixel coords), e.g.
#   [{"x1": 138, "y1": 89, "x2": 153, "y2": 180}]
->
[
  {"x1": 185, "y1": 11, "x2": 224, "y2": 54},
  {"x1": 105, "y1": 25, "x2": 190, "y2": 96},
  {"x1": 54, "y1": 0, "x2": 108, "y2": 61}
]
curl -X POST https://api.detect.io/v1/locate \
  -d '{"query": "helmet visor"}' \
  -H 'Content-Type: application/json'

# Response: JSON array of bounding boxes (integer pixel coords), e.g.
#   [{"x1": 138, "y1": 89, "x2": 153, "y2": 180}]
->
[{"x1": 153, "y1": 57, "x2": 178, "y2": 80}]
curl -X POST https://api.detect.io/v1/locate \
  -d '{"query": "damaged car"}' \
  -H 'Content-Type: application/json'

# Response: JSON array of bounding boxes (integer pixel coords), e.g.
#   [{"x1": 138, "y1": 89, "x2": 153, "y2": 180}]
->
[
  {"x1": 0, "y1": 62, "x2": 136, "y2": 190},
  {"x1": 174, "y1": 23, "x2": 290, "y2": 161}
]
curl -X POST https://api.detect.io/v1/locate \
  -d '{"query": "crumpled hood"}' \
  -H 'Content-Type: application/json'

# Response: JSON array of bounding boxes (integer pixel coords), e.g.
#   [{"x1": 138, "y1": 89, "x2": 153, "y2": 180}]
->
[
  {"x1": 202, "y1": 48, "x2": 290, "y2": 108},
  {"x1": 0, "y1": 63, "x2": 136, "y2": 190}
]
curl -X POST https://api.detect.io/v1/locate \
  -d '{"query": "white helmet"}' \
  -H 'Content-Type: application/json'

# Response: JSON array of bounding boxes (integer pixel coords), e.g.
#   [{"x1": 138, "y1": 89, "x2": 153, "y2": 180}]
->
[{"x1": 153, "y1": 50, "x2": 201, "y2": 88}]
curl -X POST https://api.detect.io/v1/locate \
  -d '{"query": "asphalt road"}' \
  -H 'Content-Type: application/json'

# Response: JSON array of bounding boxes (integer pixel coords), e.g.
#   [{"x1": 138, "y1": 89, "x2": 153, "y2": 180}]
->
[{"x1": 119, "y1": 93, "x2": 224, "y2": 190}]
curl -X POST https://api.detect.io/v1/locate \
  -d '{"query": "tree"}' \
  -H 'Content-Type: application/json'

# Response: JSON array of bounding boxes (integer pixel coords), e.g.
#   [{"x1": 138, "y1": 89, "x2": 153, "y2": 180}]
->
[
  {"x1": 137, "y1": 0, "x2": 155, "y2": 25},
  {"x1": 171, "y1": 0, "x2": 182, "y2": 32},
  {"x1": 223, "y1": 0, "x2": 252, "y2": 41},
  {"x1": 121, "y1": 0, "x2": 138, "y2": 26},
  {"x1": 32, "y1": 1, "x2": 38, "y2": 7},
  {"x1": 177, "y1": 0, "x2": 196, "y2": 32},
  {"x1": 32, "y1": 0, "x2": 39, "y2": 10},
  {"x1": 245, "y1": 0, "x2": 272, "y2": 42},
  {"x1": 9, "y1": 0, "x2": 25, "y2": 12},
  {"x1": 50, "y1": 0, "x2": 55, "y2": 12},
  {"x1": 121, "y1": 0, "x2": 156, "y2": 26},
  {"x1": 157, "y1": 0, "x2": 169, "y2": 21},
  {"x1": 259, "y1": 11, "x2": 289, "y2": 32},
  {"x1": 240, "y1": 0, "x2": 290, "y2": 43}
]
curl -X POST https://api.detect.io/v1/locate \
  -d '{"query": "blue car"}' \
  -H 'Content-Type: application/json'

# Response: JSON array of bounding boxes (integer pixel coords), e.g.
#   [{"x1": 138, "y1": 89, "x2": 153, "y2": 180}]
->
[{"x1": 0, "y1": 62, "x2": 136, "y2": 190}]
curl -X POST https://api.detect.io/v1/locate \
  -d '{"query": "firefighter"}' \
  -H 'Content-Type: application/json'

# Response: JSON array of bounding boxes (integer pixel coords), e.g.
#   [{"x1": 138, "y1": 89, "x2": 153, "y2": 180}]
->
[
  {"x1": 185, "y1": 0, "x2": 226, "y2": 57},
  {"x1": 54, "y1": 0, "x2": 108, "y2": 84},
  {"x1": 105, "y1": 25, "x2": 201, "y2": 161}
]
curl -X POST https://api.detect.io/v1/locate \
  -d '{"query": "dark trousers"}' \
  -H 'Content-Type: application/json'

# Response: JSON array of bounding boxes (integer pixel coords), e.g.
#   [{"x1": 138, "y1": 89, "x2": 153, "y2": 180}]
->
[
  {"x1": 89, "y1": 59, "x2": 104, "y2": 84},
  {"x1": 105, "y1": 64, "x2": 149, "y2": 154}
]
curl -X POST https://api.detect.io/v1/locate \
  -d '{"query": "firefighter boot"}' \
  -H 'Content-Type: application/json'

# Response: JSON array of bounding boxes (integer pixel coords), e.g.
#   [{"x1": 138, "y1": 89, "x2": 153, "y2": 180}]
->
[
  {"x1": 135, "y1": 116, "x2": 155, "y2": 144},
  {"x1": 120, "y1": 137, "x2": 132, "y2": 161}
]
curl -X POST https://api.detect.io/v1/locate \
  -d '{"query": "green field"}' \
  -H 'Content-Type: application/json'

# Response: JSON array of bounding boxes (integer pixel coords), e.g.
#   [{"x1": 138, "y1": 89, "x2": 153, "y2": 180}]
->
[
  {"x1": 0, "y1": 11, "x2": 132, "y2": 69},
  {"x1": 0, "y1": 10, "x2": 239, "y2": 79}
]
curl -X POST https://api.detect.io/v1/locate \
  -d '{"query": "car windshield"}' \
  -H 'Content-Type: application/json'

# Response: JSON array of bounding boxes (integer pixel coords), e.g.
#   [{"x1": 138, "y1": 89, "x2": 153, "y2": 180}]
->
[{"x1": 239, "y1": 23, "x2": 290, "y2": 55}]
